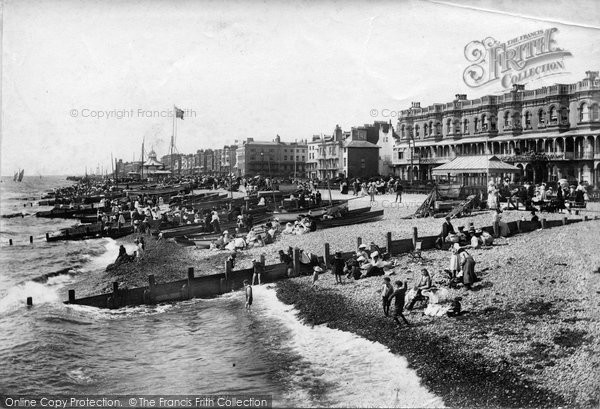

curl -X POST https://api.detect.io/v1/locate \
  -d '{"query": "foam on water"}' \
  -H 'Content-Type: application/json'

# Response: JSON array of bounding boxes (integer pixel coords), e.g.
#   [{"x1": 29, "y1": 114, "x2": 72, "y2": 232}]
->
[
  {"x1": 0, "y1": 281, "x2": 62, "y2": 313},
  {"x1": 252, "y1": 285, "x2": 445, "y2": 408}
]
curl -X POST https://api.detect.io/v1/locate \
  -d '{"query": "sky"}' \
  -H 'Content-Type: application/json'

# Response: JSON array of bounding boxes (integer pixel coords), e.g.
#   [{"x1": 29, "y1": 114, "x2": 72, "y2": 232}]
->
[{"x1": 1, "y1": 0, "x2": 600, "y2": 175}]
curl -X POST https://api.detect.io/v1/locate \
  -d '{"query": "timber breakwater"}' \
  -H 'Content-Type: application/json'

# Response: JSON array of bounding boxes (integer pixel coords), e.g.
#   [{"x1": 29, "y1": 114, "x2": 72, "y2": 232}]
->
[{"x1": 34, "y1": 214, "x2": 597, "y2": 310}]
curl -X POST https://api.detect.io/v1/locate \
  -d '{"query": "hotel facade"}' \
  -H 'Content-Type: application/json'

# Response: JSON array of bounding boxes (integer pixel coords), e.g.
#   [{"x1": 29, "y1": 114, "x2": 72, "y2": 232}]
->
[{"x1": 392, "y1": 71, "x2": 600, "y2": 186}]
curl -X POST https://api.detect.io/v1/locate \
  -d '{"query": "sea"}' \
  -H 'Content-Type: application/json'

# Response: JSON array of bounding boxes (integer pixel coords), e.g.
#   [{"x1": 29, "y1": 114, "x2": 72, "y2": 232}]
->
[{"x1": 0, "y1": 176, "x2": 444, "y2": 408}]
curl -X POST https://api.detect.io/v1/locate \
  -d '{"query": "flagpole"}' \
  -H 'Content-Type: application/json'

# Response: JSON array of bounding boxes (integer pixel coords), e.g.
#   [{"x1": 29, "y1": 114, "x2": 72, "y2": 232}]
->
[{"x1": 171, "y1": 105, "x2": 175, "y2": 177}]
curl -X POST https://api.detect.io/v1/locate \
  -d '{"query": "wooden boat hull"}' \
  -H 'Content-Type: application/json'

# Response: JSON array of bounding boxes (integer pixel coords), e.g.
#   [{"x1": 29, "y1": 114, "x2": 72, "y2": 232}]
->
[{"x1": 319, "y1": 210, "x2": 384, "y2": 228}]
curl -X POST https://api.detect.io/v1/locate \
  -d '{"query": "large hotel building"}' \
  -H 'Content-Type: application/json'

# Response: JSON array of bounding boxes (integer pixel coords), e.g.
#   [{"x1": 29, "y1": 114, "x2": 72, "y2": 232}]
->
[{"x1": 392, "y1": 71, "x2": 600, "y2": 186}]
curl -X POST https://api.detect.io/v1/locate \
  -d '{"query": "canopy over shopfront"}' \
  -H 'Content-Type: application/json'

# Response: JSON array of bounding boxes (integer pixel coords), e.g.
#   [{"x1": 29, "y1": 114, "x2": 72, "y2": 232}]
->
[{"x1": 432, "y1": 155, "x2": 521, "y2": 187}]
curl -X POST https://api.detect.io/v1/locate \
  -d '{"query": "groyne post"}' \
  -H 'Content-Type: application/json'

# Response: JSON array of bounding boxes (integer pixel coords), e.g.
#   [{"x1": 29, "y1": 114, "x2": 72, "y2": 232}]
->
[
  {"x1": 386, "y1": 232, "x2": 392, "y2": 256},
  {"x1": 293, "y1": 247, "x2": 300, "y2": 276},
  {"x1": 45, "y1": 233, "x2": 49, "y2": 242},
  {"x1": 29, "y1": 236, "x2": 33, "y2": 244},
  {"x1": 187, "y1": 267, "x2": 195, "y2": 299},
  {"x1": 541, "y1": 218, "x2": 546, "y2": 229},
  {"x1": 324, "y1": 243, "x2": 330, "y2": 267},
  {"x1": 412, "y1": 227, "x2": 418, "y2": 249},
  {"x1": 9, "y1": 239, "x2": 13, "y2": 246},
  {"x1": 575, "y1": 210, "x2": 579, "y2": 216},
  {"x1": 357, "y1": 237, "x2": 362, "y2": 250},
  {"x1": 26, "y1": 297, "x2": 32, "y2": 306},
  {"x1": 562, "y1": 217, "x2": 568, "y2": 226},
  {"x1": 584, "y1": 216, "x2": 589, "y2": 221},
  {"x1": 68, "y1": 290, "x2": 75, "y2": 302}
]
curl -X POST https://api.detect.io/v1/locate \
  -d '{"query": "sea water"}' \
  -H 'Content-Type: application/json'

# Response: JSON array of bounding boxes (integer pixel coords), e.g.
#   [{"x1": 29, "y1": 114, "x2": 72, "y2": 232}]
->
[{"x1": 0, "y1": 176, "x2": 444, "y2": 407}]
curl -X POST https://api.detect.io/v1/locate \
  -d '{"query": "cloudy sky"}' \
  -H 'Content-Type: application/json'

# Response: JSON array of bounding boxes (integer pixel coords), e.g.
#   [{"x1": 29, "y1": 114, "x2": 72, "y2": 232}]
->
[{"x1": 2, "y1": 0, "x2": 600, "y2": 175}]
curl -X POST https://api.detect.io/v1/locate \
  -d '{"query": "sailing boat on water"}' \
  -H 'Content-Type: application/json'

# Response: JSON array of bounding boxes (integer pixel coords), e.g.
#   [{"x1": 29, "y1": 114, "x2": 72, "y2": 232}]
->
[
  {"x1": 13, "y1": 171, "x2": 18, "y2": 181},
  {"x1": 17, "y1": 169, "x2": 25, "y2": 182}
]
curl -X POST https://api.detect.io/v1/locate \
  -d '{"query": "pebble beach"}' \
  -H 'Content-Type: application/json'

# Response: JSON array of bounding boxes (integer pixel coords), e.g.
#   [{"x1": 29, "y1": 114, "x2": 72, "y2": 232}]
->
[{"x1": 90, "y1": 190, "x2": 600, "y2": 407}]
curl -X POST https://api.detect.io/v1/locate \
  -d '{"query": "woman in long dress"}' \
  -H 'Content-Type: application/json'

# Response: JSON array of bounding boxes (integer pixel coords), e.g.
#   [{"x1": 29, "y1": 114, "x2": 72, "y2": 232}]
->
[
  {"x1": 487, "y1": 182, "x2": 498, "y2": 210},
  {"x1": 460, "y1": 250, "x2": 477, "y2": 290},
  {"x1": 449, "y1": 243, "x2": 460, "y2": 279}
]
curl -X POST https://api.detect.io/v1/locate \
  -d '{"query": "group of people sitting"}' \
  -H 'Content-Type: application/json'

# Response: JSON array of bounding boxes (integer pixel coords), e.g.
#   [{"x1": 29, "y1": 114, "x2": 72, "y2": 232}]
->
[
  {"x1": 211, "y1": 218, "x2": 282, "y2": 251},
  {"x1": 436, "y1": 216, "x2": 496, "y2": 249},
  {"x1": 281, "y1": 216, "x2": 317, "y2": 235}
]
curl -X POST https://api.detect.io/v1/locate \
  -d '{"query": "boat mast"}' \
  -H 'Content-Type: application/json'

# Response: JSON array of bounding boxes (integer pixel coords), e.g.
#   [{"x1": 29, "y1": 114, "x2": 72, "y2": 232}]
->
[{"x1": 140, "y1": 138, "x2": 145, "y2": 181}]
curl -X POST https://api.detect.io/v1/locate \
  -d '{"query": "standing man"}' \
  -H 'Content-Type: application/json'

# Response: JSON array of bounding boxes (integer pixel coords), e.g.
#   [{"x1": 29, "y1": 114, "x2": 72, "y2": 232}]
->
[
  {"x1": 436, "y1": 216, "x2": 455, "y2": 249},
  {"x1": 395, "y1": 181, "x2": 403, "y2": 203}
]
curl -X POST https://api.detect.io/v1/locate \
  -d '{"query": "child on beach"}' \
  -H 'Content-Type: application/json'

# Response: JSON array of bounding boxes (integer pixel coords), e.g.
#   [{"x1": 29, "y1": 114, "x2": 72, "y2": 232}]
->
[
  {"x1": 244, "y1": 280, "x2": 252, "y2": 311},
  {"x1": 380, "y1": 277, "x2": 394, "y2": 316},
  {"x1": 389, "y1": 280, "x2": 410, "y2": 326},
  {"x1": 312, "y1": 266, "x2": 322, "y2": 288}
]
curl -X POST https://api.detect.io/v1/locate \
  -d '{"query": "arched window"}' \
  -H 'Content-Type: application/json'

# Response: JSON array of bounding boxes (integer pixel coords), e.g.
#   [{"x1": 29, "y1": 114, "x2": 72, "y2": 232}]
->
[
  {"x1": 446, "y1": 119, "x2": 452, "y2": 134},
  {"x1": 415, "y1": 125, "x2": 420, "y2": 137},
  {"x1": 591, "y1": 104, "x2": 599, "y2": 121},
  {"x1": 549, "y1": 106, "x2": 557, "y2": 124},
  {"x1": 423, "y1": 124, "x2": 428, "y2": 137},
  {"x1": 524, "y1": 111, "x2": 531, "y2": 128},
  {"x1": 579, "y1": 103, "x2": 589, "y2": 122},
  {"x1": 560, "y1": 107, "x2": 569, "y2": 124},
  {"x1": 538, "y1": 109, "x2": 546, "y2": 126},
  {"x1": 474, "y1": 117, "x2": 479, "y2": 132},
  {"x1": 429, "y1": 121, "x2": 434, "y2": 134},
  {"x1": 490, "y1": 116, "x2": 497, "y2": 131},
  {"x1": 481, "y1": 114, "x2": 488, "y2": 131},
  {"x1": 463, "y1": 118, "x2": 469, "y2": 134},
  {"x1": 504, "y1": 111, "x2": 510, "y2": 127},
  {"x1": 401, "y1": 125, "x2": 406, "y2": 138}
]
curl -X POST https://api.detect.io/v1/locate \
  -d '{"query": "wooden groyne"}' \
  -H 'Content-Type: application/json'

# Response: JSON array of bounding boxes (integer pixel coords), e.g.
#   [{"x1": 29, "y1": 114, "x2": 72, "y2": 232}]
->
[{"x1": 22, "y1": 215, "x2": 598, "y2": 308}]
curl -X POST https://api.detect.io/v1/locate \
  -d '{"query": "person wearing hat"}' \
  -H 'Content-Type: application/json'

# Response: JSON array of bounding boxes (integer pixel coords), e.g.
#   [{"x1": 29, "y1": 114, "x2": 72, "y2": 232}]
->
[
  {"x1": 333, "y1": 251, "x2": 345, "y2": 284},
  {"x1": 357, "y1": 243, "x2": 369, "y2": 260},
  {"x1": 436, "y1": 216, "x2": 455, "y2": 249},
  {"x1": 252, "y1": 258, "x2": 264, "y2": 285},
  {"x1": 312, "y1": 265, "x2": 323, "y2": 287},
  {"x1": 459, "y1": 249, "x2": 477, "y2": 290}
]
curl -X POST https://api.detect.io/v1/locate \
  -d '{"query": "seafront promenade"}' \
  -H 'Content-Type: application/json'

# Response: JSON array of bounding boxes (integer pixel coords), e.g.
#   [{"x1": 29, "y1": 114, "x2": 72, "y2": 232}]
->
[{"x1": 60, "y1": 189, "x2": 600, "y2": 407}]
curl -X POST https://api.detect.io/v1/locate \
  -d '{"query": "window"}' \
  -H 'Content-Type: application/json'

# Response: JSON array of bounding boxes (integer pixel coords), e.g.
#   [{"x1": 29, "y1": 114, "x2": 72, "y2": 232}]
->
[
  {"x1": 302, "y1": 156, "x2": 305, "y2": 161},
  {"x1": 415, "y1": 125, "x2": 420, "y2": 137},
  {"x1": 296, "y1": 156, "x2": 299, "y2": 161},
  {"x1": 504, "y1": 111, "x2": 510, "y2": 126},
  {"x1": 423, "y1": 124, "x2": 428, "y2": 137},
  {"x1": 361, "y1": 159, "x2": 365, "y2": 169},
  {"x1": 580, "y1": 103, "x2": 589, "y2": 122},
  {"x1": 538, "y1": 109, "x2": 546, "y2": 125},
  {"x1": 446, "y1": 119, "x2": 451, "y2": 133},
  {"x1": 525, "y1": 111, "x2": 531, "y2": 128},
  {"x1": 549, "y1": 106, "x2": 557, "y2": 123},
  {"x1": 284, "y1": 156, "x2": 287, "y2": 161},
  {"x1": 463, "y1": 119, "x2": 469, "y2": 134},
  {"x1": 591, "y1": 104, "x2": 599, "y2": 121},
  {"x1": 398, "y1": 151, "x2": 404, "y2": 159},
  {"x1": 474, "y1": 117, "x2": 479, "y2": 132},
  {"x1": 481, "y1": 114, "x2": 488, "y2": 131}
]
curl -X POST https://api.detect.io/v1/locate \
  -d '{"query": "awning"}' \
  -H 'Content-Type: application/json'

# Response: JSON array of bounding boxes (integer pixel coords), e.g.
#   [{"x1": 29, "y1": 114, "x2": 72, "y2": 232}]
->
[{"x1": 432, "y1": 155, "x2": 521, "y2": 175}]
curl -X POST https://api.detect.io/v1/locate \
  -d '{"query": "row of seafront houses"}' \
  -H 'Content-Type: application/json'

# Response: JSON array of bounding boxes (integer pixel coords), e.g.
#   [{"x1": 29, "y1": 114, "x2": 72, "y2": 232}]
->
[{"x1": 116, "y1": 71, "x2": 600, "y2": 187}]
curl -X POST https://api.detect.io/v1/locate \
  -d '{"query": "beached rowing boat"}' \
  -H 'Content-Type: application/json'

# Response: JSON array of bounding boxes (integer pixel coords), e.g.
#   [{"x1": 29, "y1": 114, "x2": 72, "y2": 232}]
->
[{"x1": 318, "y1": 209, "x2": 384, "y2": 228}]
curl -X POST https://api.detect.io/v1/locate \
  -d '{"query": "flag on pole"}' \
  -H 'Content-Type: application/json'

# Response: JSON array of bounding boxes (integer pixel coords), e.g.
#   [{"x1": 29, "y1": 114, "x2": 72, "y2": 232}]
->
[{"x1": 175, "y1": 106, "x2": 184, "y2": 120}]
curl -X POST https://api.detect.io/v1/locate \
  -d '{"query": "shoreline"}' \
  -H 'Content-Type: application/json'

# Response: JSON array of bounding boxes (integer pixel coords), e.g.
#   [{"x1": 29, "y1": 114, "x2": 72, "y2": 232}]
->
[
  {"x1": 66, "y1": 191, "x2": 599, "y2": 407},
  {"x1": 274, "y1": 220, "x2": 600, "y2": 407}
]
